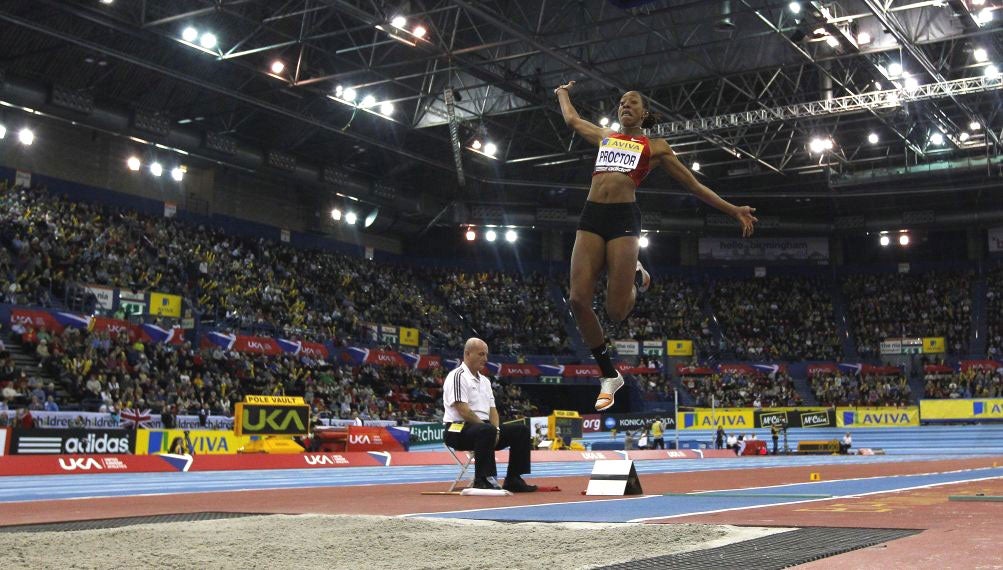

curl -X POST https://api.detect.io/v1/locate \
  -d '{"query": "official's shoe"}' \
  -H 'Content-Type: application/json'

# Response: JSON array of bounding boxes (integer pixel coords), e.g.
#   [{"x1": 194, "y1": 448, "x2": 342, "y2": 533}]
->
[
  {"x1": 472, "y1": 476, "x2": 502, "y2": 490},
  {"x1": 635, "y1": 260, "x2": 651, "y2": 293},
  {"x1": 503, "y1": 477, "x2": 538, "y2": 493},
  {"x1": 594, "y1": 372, "x2": 625, "y2": 411}
]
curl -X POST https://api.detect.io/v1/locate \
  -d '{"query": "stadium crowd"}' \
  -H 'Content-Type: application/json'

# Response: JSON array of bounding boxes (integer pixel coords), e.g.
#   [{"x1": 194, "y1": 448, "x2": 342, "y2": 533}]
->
[
  {"x1": 923, "y1": 367, "x2": 1003, "y2": 399},
  {"x1": 844, "y1": 271, "x2": 972, "y2": 357},
  {"x1": 810, "y1": 370, "x2": 913, "y2": 407},
  {"x1": 711, "y1": 276, "x2": 841, "y2": 361},
  {"x1": 682, "y1": 371, "x2": 804, "y2": 408}
]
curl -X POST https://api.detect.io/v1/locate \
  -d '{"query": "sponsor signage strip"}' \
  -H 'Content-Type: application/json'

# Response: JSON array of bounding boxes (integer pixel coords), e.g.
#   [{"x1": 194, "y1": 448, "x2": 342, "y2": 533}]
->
[
  {"x1": 920, "y1": 399, "x2": 1003, "y2": 421},
  {"x1": 10, "y1": 429, "x2": 136, "y2": 455}
]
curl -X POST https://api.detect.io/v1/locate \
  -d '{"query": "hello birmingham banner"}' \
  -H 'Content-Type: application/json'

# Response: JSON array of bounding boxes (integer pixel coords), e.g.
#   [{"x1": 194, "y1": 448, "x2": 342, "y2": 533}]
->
[{"x1": 698, "y1": 237, "x2": 830, "y2": 262}]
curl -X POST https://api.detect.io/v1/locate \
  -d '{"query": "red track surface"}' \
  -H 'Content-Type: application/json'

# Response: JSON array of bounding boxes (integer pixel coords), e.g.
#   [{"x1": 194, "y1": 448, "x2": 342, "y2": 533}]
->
[{"x1": 3, "y1": 455, "x2": 1001, "y2": 567}]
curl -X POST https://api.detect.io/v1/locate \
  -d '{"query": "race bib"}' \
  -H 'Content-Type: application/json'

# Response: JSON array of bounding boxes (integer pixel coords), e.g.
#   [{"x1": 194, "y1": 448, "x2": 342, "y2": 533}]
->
[{"x1": 595, "y1": 137, "x2": 644, "y2": 173}]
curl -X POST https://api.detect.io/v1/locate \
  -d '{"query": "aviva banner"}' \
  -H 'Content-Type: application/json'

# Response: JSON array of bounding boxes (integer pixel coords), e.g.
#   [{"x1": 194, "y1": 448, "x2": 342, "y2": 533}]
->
[
  {"x1": 135, "y1": 429, "x2": 257, "y2": 455},
  {"x1": 920, "y1": 399, "x2": 1003, "y2": 422},
  {"x1": 149, "y1": 292, "x2": 182, "y2": 317},
  {"x1": 678, "y1": 408, "x2": 754, "y2": 430},
  {"x1": 667, "y1": 340, "x2": 693, "y2": 357},
  {"x1": 399, "y1": 327, "x2": 420, "y2": 347},
  {"x1": 838, "y1": 407, "x2": 919, "y2": 428}
]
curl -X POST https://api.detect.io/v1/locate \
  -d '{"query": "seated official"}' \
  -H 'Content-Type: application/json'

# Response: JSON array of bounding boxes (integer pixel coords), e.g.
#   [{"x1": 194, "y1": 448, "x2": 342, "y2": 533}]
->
[
  {"x1": 442, "y1": 338, "x2": 536, "y2": 492},
  {"x1": 840, "y1": 432, "x2": 853, "y2": 454}
]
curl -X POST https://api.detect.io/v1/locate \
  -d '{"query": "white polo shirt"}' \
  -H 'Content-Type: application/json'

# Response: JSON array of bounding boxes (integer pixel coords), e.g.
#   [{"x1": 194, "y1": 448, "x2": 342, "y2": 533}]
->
[{"x1": 442, "y1": 362, "x2": 496, "y2": 423}]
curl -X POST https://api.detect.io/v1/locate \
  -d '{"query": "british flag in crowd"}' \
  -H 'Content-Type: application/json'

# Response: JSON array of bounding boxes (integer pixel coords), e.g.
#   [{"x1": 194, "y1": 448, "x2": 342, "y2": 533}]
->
[{"x1": 120, "y1": 408, "x2": 153, "y2": 428}]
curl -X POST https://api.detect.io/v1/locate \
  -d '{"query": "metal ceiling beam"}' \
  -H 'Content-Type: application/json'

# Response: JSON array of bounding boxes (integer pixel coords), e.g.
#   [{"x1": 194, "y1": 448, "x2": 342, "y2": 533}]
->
[
  {"x1": 451, "y1": 0, "x2": 783, "y2": 174},
  {"x1": 0, "y1": 9, "x2": 460, "y2": 175},
  {"x1": 861, "y1": 0, "x2": 1002, "y2": 148},
  {"x1": 651, "y1": 75, "x2": 1003, "y2": 135}
]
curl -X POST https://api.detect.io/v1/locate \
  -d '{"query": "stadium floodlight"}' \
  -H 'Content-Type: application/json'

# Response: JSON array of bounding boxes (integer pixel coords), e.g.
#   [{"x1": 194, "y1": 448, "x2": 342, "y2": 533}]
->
[
  {"x1": 391, "y1": 16, "x2": 407, "y2": 29},
  {"x1": 976, "y1": 8, "x2": 993, "y2": 25},
  {"x1": 199, "y1": 33, "x2": 217, "y2": 50},
  {"x1": 959, "y1": 132, "x2": 970, "y2": 142},
  {"x1": 504, "y1": 229, "x2": 517, "y2": 243},
  {"x1": 360, "y1": 94, "x2": 377, "y2": 109},
  {"x1": 170, "y1": 167, "x2": 184, "y2": 182},
  {"x1": 639, "y1": 235, "x2": 650, "y2": 248},
  {"x1": 345, "y1": 212, "x2": 357, "y2": 225},
  {"x1": 149, "y1": 162, "x2": 163, "y2": 177},
  {"x1": 857, "y1": 32, "x2": 871, "y2": 45},
  {"x1": 379, "y1": 101, "x2": 394, "y2": 116},
  {"x1": 809, "y1": 137, "x2": 832, "y2": 153},
  {"x1": 127, "y1": 156, "x2": 141, "y2": 171},
  {"x1": 986, "y1": 64, "x2": 1001, "y2": 80},
  {"x1": 599, "y1": 117, "x2": 609, "y2": 126},
  {"x1": 18, "y1": 128, "x2": 34, "y2": 146},
  {"x1": 485, "y1": 230, "x2": 497, "y2": 242},
  {"x1": 974, "y1": 48, "x2": 989, "y2": 63},
  {"x1": 929, "y1": 132, "x2": 944, "y2": 145},
  {"x1": 270, "y1": 61, "x2": 285, "y2": 74},
  {"x1": 0, "y1": 124, "x2": 6, "y2": 139},
  {"x1": 330, "y1": 208, "x2": 342, "y2": 221},
  {"x1": 868, "y1": 133, "x2": 879, "y2": 144},
  {"x1": 887, "y1": 62, "x2": 903, "y2": 77},
  {"x1": 691, "y1": 162, "x2": 701, "y2": 172},
  {"x1": 903, "y1": 76, "x2": 919, "y2": 91},
  {"x1": 899, "y1": 234, "x2": 910, "y2": 246},
  {"x1": 342, "y1": 88, "x2": 357, "y2": 102},
  {"x1": 610, "y1": 122, "x2": 620, "y2": 131},
  {"x1": 465, "y1": 229, "x2": 476, "y2": 241},
  {"x1": 970, "y1": 121, "x2": 981, "y2": 131},
  {"x1": 471, "y1": 140, "x2": 482, "y2": 150},
  {"x1": 483, "y1": 142, "x2": 497, "y2": 156},
  {"x1": 413, "y1": 25, "x2": 427, "y2": 39},
  {"x1": 182, "y1": 27, "x2": 198, "y2": 42},
  {"x1": 789, "y1": 2, "x2": 801, "y2": 14},
  {"x1": 879, "y1": 235, "x2": 890, "y2": 247}
]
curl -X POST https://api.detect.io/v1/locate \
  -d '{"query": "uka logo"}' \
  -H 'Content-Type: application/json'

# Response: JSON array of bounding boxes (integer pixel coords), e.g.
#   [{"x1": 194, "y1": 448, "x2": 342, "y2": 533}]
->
[{"x1": 241, "y1": 406, "x2": 308, "y2": 434}]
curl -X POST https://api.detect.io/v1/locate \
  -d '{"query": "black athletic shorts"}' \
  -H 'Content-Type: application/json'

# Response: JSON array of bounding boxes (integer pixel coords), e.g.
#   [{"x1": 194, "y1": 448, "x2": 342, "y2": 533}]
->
[{"x1": 576, "y1": 201, "x2": 642, "y2": 241}]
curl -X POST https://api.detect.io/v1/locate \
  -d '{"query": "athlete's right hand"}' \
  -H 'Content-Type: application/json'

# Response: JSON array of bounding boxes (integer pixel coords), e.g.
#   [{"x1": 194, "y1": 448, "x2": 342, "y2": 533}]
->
[{"x1": 554, "y1": 80, "x2": 576, "y2": 95}]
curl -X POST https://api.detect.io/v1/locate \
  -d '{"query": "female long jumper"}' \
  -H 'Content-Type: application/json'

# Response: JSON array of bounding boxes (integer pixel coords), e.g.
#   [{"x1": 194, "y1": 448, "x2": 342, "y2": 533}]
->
[{"x1": 555, "y1": 81, "x2": 758, "y2": 411}]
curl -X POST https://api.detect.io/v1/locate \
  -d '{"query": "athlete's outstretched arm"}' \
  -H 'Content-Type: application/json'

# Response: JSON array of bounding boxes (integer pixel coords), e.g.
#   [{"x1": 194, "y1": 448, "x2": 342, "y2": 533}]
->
[
  {"x1": 555, "y1": 81, "x2": 610, "y2": 146},
  {"x1": 655, "y1": 140, "x2": 759, "y2": 237}
]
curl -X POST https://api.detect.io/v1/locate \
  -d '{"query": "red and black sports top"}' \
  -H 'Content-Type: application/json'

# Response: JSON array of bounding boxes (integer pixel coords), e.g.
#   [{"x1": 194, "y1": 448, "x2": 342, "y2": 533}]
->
[{"x1": 592, "y1": 133, "x2": 652, "y2": 187}]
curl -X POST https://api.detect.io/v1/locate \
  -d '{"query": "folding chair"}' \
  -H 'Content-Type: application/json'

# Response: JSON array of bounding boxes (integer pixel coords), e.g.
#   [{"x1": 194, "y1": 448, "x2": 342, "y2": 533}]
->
[{"x1": 444, "y1": 443, "x2": 475, "y2": 492}]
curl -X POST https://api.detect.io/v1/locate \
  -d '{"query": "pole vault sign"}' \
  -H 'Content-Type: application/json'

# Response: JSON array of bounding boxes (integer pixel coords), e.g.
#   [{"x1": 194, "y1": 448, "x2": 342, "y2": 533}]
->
[
  {"x1": 234, "y1": 395, "x2": 310, "y2": 437},
  {"x1": 586, "y1": 459, "x2": 644, "y2": 496}
]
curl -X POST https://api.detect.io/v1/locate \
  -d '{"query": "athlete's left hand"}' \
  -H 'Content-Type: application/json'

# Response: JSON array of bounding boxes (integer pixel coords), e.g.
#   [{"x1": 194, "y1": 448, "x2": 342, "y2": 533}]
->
[{"x1": 734, "y1": 206, "x2": 758, "y2": 237}]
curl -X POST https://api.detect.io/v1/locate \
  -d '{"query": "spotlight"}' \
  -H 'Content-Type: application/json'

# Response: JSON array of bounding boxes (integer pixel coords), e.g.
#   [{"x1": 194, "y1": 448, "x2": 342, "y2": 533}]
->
[
  {"x1": 171, "y1": 167, "x2": 184, "y2": 182},
  {"x1": 0, "y1": 124, "x2": 5, "y2": 139},
  {"x1": 335, "y1": 85, "x2": 344, "y2": 97},
  {"x1": 599, "y1": 117, "x2": 609, "y2": 126},
  {"x1": 899, "y1": 234, "x2": 910, "y2": 246},
  {"x1": 364, "y1": 209, "x2": 379, "y2": 228},
  {"x1": 379, "y1": 101, "x2": 394, "y2": 116},
  {"x1": 974, "y1": 48, "x2": 988, "y2": 63},
  {"x1": 182, "y1": 27, "x2": 198, "y2": 42},
  {"x1": 960, "y1": 132, "x2": 970, "y2": 142},
  {"x1": 610, "y1": 122, "x2": 620, "y2": 131},
  {"x1": 691, "y1": 162, "x2": 701, "y2": 172},
  {"x1": 330, "y1": 208, "x2": 342, "y2": 221},
  {"x1": 639, "y1": 235, "x2": 650, "y2": 248},
  {"x1": 904, "y1": 76, "x2": 919, "y2": 91},
  {"x1": 471, "y1": 139, "x2": 482, "y2": 150},
  {"x1": 270, "y1": 61, "x2": 285, "y2": 74},
  {"x1": 868, "y1": 133, "x2": 879, "y2": 144},
  {"x1": 149, "y1": 162, "x2": 163, "y2": 177},
  {"x1": 391, "y1": 15, "x2": 407, "y2": 29},
  {"x1": 505, "y1": 229, "x2": 518, "y2": 243},
  {"x1": 879, "y1": 235, "x2": 890, "y2": 247},
  {"x1": 857, "y1": 32, "x2": 871, "y2": 45},
  {"x1": 465, "y1": 229, "x2": 476, "y2": 241},
  {"x1": 789, "y1": 2, "x2": 801, "y2": 14},
  {"x1": 929, "y1": 132, "x2": 944, "y2": 145},
  {"x1": 887, "y1": 62, "x2": 903, "y2": 77},
  {"x1": 413, "y1": 25, "x2": 427, "y2": 39},
  {"x1": 126, "y1": 156, "x2": 141, "y2": 171},
  {"x1": 483, "y1": 142, "x2": 497, "y2": 156},
  {"x1": 100, "y1": 0, "x2": 114, "y2": 4},
  {"x1": 970, "y1": 121, "x2": 981, "y2": 131},
  {"x1": 986, "y1": 64, "x2": 1000, "y2": 80},
  {"x1": 976, "y1": 8, "x2": 993, "y2": 25},
  {"x1": 485, "y1": 230, "x2": 497, "y2": 242},
  {"x1": 360, "y1": 94, "x2": 377, "y2": 108},
  {"x1": 199, "y1": 32, "x2": 217, "y2": 50},
  {"x1": 809, "y1": 137, "x2": 831, "y2": 153},
  {"x1": 345, "y1": 212, "x2": 357, "y2": 225},
  {"x1": 18, "y1": 128, "x2": 34, "y2": 146},
  {"x1": 342, "y1": 87, "x2": 357, "y2": 102}
]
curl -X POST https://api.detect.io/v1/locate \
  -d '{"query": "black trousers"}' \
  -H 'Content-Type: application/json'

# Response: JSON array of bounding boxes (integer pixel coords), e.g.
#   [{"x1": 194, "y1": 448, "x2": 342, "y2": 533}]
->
[
  {"x1": 444, "y1": 422, "x2": 532, "y2": 480},
  {"x1": 652, "y1": 437, "x2": 665, "y2": 449}
]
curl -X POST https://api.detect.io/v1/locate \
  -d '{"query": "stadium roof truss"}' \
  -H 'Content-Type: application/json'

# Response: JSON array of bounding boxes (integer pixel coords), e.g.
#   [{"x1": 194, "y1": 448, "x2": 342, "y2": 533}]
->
[{"x1": 0, "y1": 0, "x2": 1000, "y2": 231}]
